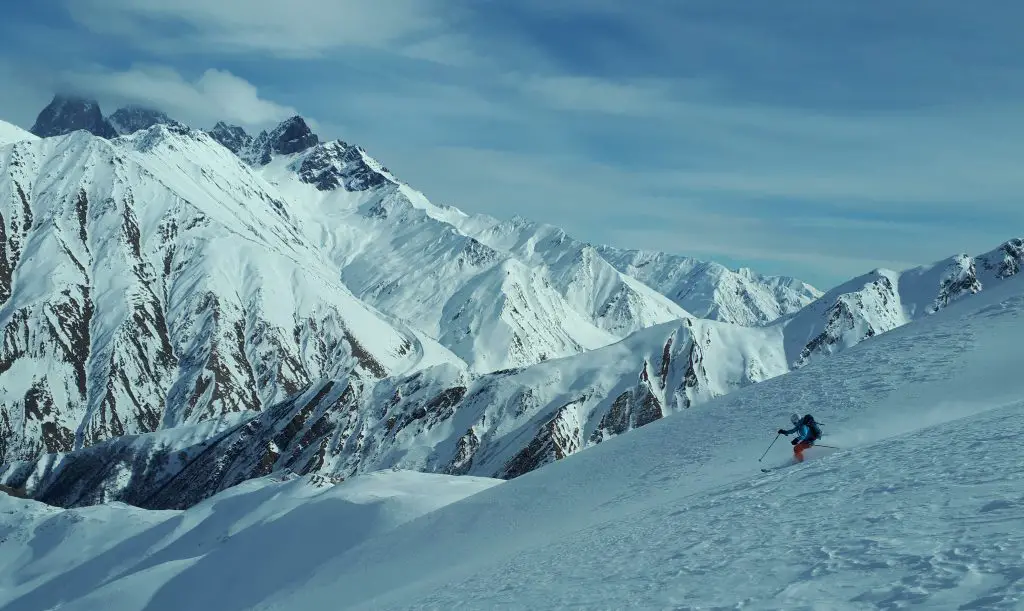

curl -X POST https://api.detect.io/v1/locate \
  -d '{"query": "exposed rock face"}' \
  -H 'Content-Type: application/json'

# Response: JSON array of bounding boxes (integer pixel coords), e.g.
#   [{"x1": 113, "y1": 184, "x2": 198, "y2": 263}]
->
[
  {"x1": 108, "y1": 106, "x2": 182, "y2": 135},
  {"x1": 207, "y1": 122, "x2": 253, "y2": 155},
  {"x1": 30, "y1": 95, "x2": 117, "y2": 139},
  {"x1": 243, "y1": 116, "x2": 320, "y2": 166},
  {"x1": 297, "y1": 141, "x2": 395, "y2": 192},
  {"x1": 3, "y1": 318, "x2": 769, "y2": 510},
  {"x1": 0, "y1": 125, "x2": 454, "y2": 468}
]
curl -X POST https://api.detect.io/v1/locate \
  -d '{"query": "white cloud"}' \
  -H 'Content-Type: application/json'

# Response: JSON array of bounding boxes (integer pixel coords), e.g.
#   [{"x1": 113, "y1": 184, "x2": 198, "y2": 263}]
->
[
  {"x1": 62, "y1": 65, "x2": 298, "y2": 129},
  {"x1": 65, "y1": 0, "x2": 455, "y2": 59}
]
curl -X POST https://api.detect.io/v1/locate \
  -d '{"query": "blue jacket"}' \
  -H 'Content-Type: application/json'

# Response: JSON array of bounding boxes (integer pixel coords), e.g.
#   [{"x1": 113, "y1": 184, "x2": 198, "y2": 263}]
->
[{"x1": 784, "y1": 418, "x2": 820, "y2": 443}]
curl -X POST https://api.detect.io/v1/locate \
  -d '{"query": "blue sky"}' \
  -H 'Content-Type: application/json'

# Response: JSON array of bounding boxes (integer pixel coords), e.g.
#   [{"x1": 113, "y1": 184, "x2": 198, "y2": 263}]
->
[{"x1": 1, "y1": 0, "x2": 1022, "y2": 288}]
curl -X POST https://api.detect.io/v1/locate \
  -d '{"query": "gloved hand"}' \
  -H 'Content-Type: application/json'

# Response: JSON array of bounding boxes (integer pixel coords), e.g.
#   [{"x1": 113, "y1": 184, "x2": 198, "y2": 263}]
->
[
  {"x1": 791, "y1": 439, "x2": 798, "y2": 445},
  {"x1": 777, "y1": 429, "x2": 787, "y2": 435}
]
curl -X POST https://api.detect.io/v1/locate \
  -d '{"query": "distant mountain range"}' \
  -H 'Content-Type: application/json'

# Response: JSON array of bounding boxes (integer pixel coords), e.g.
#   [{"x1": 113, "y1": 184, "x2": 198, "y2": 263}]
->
[{"x1": 0, "y1": 94, "x2": 1019, "y2": 509}]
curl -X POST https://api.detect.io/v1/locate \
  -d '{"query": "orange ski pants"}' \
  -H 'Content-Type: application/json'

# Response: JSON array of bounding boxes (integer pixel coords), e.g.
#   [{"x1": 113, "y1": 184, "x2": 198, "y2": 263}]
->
[{"x1": 793, "y1": 440, "x2": 813, "y2": 462}]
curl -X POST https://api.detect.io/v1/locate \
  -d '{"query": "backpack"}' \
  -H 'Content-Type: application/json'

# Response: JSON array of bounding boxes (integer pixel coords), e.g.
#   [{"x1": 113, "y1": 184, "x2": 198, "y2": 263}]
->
[{"x1": 805, "y1": 415, "x2": 823, "y2": 440}]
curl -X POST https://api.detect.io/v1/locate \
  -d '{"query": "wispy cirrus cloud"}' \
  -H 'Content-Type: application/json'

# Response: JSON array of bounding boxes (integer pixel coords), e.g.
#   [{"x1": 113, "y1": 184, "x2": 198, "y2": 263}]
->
[{"x1": 64, "y1": 0, "x2": 461, "y2": 59}]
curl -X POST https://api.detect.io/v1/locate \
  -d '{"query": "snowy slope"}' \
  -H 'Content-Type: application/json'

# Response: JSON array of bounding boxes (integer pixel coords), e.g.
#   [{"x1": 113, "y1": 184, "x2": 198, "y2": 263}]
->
[
  {"x1": 0, "y1": 469, "x2": 501, "y2": 611},
  {"x1": 0, "y1": 125, "x2": 463, "y2": 466},
  {"x1": 598, "y1": 244, "x2": 823, "y2": 325},
  {"x1": 2, "y1": 258, "x2": 1023, "y2": 610},
  {"x1": 0, "y1": 120, "x2": 37, "y2": 146},
  {"x1": 459, "y1": 216, "x2": 697, "y2": 336}
]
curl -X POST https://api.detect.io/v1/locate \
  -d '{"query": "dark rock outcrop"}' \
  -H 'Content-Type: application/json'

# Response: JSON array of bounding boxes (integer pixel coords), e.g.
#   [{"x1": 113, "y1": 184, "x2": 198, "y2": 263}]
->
[
  {"x1": 207, "y1": 122, "x2": 253, "y2": 154},
  {"x1": 30, "y1": 95, "x2": 117, "y2": 139},
  {"x1": 108, "y1": 106, "x2": 181, "y2": 135}
]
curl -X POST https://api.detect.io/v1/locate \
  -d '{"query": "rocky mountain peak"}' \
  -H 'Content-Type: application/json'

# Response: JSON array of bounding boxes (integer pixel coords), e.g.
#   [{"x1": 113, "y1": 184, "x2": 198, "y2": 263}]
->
[
  {"x1": 268, "y1": 116, "x2": 319, "y2": 155},
  {"x1": 243, "y1": 116, "x2": 320, "y2": 166},
  {"x1": 207, "y1": 122, "x2": 253, "y2": 154},
  {"x1": 30, "y1": 94, "x2": 117, "y2": 139},
  {"x1": 108, "y1": 105, "x2": 181, "y2": 135},
  {"x1": 297, "y1": 140, "x2": 395, "y2": 191}
]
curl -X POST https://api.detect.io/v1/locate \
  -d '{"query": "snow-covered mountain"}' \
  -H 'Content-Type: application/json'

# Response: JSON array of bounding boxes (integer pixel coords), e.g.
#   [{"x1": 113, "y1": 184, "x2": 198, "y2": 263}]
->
[
  {"x1": 204, "y1": 115, "x2": 825, "y2": 372},
  {"x1": 15, "y1": 98, "x2": 826, "y2": 367},
  {"x1": 4, "y1": 97, "x2": 1020, "y2": 509},
  {"x1": 2, "y1": 314, "x2": 792, "y2": 508},
  {"x1": 597, "y1": 245, "x2": 822, "y2": 325},
  {"x1": 0, "y1": 124, "x2": 461, "y2": 467},
  {"x1": 3, "y1": 258, "x2": 1022, "y2": 610},
  {"x1": 6, "y1": 232, "x2": 1019, "y2": 507},
  {"x1": 0, "y1": 120, "x2": 37, "y2": 147},
  {"x1": 783, "y1": 238, "x2": 1023, "y2": 367},
  {"x1": 29, "y1": 95, "x2": 117, "y2": 139},
  {"x1": 213, "y1": 116, "x2": 696, "y2": 371}
]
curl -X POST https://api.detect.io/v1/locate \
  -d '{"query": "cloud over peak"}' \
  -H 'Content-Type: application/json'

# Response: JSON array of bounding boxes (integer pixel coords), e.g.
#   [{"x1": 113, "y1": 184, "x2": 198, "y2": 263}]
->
[{"x1": 62, "y1": 65, "x2": 299, "y2": 129}]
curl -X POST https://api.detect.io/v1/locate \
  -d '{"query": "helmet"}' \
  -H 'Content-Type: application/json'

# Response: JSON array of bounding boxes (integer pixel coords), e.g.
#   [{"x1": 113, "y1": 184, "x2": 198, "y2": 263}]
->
[{"x1": 790, "y1": 413, "x2": 801, "y2": 425}]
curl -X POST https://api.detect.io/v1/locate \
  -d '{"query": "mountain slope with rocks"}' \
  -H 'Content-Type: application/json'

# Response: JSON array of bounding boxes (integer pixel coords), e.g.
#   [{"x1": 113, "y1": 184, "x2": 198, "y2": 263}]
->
[
  {"x1": 0, "y1": 123, "x2": 462, "y2": 468},
  {"x1": 783, "y1": 238, "x2": 1023, "y2": 367},
  {"x1": 5, "y1": 234, "x2": 1019, "y2": 508},
  {"x1": 596, "y1": 245, "x2": 822, "y2": 325},
  {"x1": 229, "y1": 117, "x2": 691, "y2": 371},
  {"x1": 107, "y1": 106, "x2": 183, "y2": 135},
  {"x1": 2, "y1": 314, "x2": 790, "y2": 509}
]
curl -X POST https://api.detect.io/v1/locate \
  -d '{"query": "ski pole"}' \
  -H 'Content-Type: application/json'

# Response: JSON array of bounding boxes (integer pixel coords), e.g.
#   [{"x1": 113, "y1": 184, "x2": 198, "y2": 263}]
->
[
  {"x1": 759, "y1": 434, "x2": 781, "y2": 462},
  {"x1": 815, "y1": 444, "x2": 840, "y2": 449}
]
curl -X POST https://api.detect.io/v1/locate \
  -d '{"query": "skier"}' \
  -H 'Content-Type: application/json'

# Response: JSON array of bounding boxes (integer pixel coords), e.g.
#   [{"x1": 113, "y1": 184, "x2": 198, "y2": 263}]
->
[{"x1": 777, "y1": 412, "x2": 822, "y2": 462}]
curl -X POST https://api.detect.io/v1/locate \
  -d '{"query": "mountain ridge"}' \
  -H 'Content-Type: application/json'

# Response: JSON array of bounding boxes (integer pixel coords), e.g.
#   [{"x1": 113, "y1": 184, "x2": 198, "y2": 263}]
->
[
  {"x1": 19, "y1": 95, "x2": 824, "y2": 332},
  {"x1": 3, "y1": 97, "x2": 1021, "y2": 508},
  {"x1": 3, "y1": 233, "x2": 1020, "y2": 508}
]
